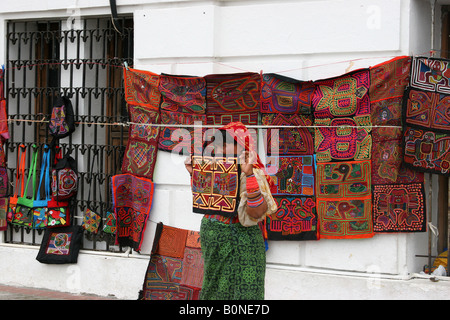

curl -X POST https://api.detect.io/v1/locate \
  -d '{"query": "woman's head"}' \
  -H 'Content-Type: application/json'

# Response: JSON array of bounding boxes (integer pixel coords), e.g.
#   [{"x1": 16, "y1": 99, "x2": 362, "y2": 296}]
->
[{"x1": 203, "y1": 129, "x2": 240, "y2": 157}]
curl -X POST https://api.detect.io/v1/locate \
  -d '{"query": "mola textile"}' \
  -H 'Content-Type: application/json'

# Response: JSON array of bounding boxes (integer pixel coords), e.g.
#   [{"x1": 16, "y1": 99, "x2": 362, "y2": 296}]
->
[
  {"x1": 403, "y1": 56, "x2": 450, "y2": 176},
  {"x1": 266, "y1": 155, "x2": 314, "y2": 196},
  {"x1": 191, "y1": 155, "x2": 241, "y2": 218},
  {"x1": 123, "y1": 68, "x2": 160, "y2": 110},
  {"x1": 369, "y1": 56, "x2": 426, "y2": 233},
  {"x1": 267, "y1": 196, "x2": 318, "y2": 241},
  {"x1": 261, "y1": 113, "x2": 314, "y2": 156},
  {"x1": 122, "y1": 105, "x2": 160, "y2": 180},
  {"x1": 260, "y1": 73, "x2": 314, "y2": 114},
  {"x1": 158, "y1": 110, "x2": 206, "y2": 155},
  {"x1": 372, "y1": 183, "x2": 426, "y2": 233},
  {"x1": 313, "y1": 69, "x2": 372, "y2": 162},
  {"x1": 111, "y1": 174, "x2": 154, "y2": 252},
  {"x1": 315, "y1": 160, "x2": 374, "y2": 239},
  {"x1": 159, "y1": 75, "x2": 206, "y2": 114},
  {"x1": 140, "y1": 222, "x2": 204, "y2": 300},
  {"x1": 205, "y1": 72, "x2": 260, "y2": 126}
]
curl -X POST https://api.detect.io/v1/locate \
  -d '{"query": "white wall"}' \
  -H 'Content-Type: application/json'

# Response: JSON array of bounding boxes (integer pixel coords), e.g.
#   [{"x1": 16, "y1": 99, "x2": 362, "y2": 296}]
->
[{"x1": 0, "y1": 0, "x2": 448, "y2": 299}]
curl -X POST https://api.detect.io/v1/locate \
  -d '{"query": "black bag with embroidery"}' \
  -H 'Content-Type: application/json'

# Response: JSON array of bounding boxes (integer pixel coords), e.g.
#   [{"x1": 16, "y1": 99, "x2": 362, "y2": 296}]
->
[{"x1": 48, "y1": 96, "x2": 75, "y2": 139}]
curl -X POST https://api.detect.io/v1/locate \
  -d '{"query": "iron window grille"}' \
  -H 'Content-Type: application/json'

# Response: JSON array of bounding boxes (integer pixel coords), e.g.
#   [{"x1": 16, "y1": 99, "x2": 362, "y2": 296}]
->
[{"x1": 4, "y1": 16, "x2": 133, "y2": 252}]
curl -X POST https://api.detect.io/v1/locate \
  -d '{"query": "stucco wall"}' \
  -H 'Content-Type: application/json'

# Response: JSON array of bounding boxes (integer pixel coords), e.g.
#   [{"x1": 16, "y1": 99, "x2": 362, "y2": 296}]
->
[{"x1": 0, "y1": 0, "x2": 447, "y2": 299}]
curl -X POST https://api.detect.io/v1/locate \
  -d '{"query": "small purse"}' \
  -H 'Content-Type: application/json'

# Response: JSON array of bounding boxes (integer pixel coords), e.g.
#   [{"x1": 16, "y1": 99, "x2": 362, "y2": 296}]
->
[
  {"x1": 51, "y1": 152, "x2": 78, "y2": 201},
  {"x1": 102, "y1": 210, "x2": 116, "y2": 235},
  {"x1": 8, "y1": 144, "x2": 26, "y2": 223},
  {"x1": 12, "y1": 145, "x2": 38, "y2": 228},
  {"x1": 36, "y1": 225, "x2": 84, "y2": 264},
  {"x1": 81, "y1": 151, "x2": 102, "y2": 234},
  {"x1": 47, "y1": 198, "x2": 70, "y2": 228},
  {"x1": 32, "y1": 145, "x2": 51, "y2": 229}
]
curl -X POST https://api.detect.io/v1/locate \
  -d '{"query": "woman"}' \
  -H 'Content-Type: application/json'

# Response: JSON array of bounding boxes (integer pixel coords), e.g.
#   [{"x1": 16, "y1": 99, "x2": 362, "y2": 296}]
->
[{"x1": 185, "y1": 122, "x2": 277, "y2": 300}]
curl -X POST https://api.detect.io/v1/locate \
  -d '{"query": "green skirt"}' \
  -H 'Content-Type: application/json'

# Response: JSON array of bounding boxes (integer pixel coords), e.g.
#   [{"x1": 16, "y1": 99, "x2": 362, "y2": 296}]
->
[{"x1": 200, "y1": 217, "x2": 266, "y2": 300}]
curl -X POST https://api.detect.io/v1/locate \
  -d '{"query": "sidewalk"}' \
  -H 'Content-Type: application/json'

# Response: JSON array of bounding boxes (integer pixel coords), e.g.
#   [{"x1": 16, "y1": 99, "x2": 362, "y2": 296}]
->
[{"x1": 0, "y1": 284, "x2": 117, "y2": 300}]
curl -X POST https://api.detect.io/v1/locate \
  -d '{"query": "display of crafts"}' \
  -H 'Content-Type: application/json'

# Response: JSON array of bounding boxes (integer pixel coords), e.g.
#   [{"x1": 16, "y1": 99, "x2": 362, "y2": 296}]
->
[
  {"x1": 120, "y1": 56, "x2": 434, "y2": 243},
  {"x1": 3, "y1": 55, "x2": 449, "y2": 299}
]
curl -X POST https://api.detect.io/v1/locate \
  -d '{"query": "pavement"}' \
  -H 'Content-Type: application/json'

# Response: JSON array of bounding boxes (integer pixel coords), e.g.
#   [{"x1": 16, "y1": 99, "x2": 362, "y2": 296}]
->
[{"x1": 0, "y1": 284, "x2": 117, "y2": 300}]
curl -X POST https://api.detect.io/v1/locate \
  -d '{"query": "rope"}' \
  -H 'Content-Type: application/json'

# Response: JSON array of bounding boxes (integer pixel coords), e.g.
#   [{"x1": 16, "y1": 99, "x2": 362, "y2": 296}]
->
[{"x1": 5, "y1": 118, "x2": 402, "y2": 129}]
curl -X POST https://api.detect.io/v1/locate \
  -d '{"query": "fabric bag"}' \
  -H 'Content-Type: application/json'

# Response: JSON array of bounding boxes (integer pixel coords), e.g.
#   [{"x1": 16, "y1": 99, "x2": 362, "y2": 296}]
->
[
  {"x1": 0, "y1": 138, "x2": 7, "y2": 168},
  {"x1": 81, "y1": 151, "x2": 102, "y2": 233},
  {"x1": 102, "y1": 210, "x2": 116, "y2": 235},
  {"x1": 0, "y1": 197, "x2": 8, "y2": 231},
  {"x1": 48, "y1": 96, "x2": 75, "y2": 139},
  {"x1": 36, "y1": 225, "x2": 83, "y2": 264},
  {"x1": 47, "y1": 198, "x2": 70, "y2": 228},
  {"x1": 12, "y1": 145, "x2": 38, "y2": 228},
  {"x1": 0, "y1": 166, "x2": 8, "y2": 198},
  {"x1": 32, "y1": 145, "x2": 51, "y2": 229},
  {"x1": 238, "y1": 168, "x2": 278, "y2": 227},
  {"x1": 7, "y1": 144, "x2": 26, "y2": 223},
  {"x1": 51, "y1": 152, "x2": 78, "y2": 201}
]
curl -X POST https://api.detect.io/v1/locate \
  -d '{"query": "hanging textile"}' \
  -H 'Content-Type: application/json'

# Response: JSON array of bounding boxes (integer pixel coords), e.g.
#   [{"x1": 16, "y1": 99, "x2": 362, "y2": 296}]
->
[
  {"x1": 111, "y1": 174, "x2": 155, "y2": 252},
  {"x1": 266, "y1": 155, "x2": 314, "y2": 196},
  {"x1": 370, "y1": 56, "x2": 426, "y2": 232},
  {"x1": 260, "y1": 73, "x2": 315, "y2": 114},
  {"x1": 140, "y1": 222, "x2": 204, "y2": 300},
  {"x1": 260, "y1": 76, "x2": 316, "y2": 240},
  {"x1": 122, "y1": 67, "x2": 161, "y2": 179},
  {"x1": 158, "y1": 75, "x2": 207, "y2": 154},
  {"x1": 313, "y1": 69, "x2": 372, "y2": 162},
  {"x1": 372, "y1": 183, "x2": 426, "y2": 232},
  {"x1": 158, "y1": 110, "x2": 206, "y2": 154},
  {"x1": 267, "y1": 196, "x2": 318, "y2": 241},
  {"x1": 403, "y1": 56, "x2": 450, "y2": 176},
  {"x1": 205, "y1": 72, "x2": 260, "y2": 126},
  {"x1": 123, "y1": 67, "x2": 160, "y2": 110},
  {"x1": 312, "y1": 69, "x2": 374, "y2": 239},
  {"x1": 261, "y1": 113, "x2": 314, "y2": 156},
  {"x1": 159, "y1": 75, "x2": 206, "y2": 114},
  {"x1": 316, "y1": 160, "x2": 373, "y2": 239},
  {"x1": 121, "y1": 105, "x2": 160, "y2": 180},
  {"x1": 369, "y1": 56, "x2": 427, "y2": 232}
]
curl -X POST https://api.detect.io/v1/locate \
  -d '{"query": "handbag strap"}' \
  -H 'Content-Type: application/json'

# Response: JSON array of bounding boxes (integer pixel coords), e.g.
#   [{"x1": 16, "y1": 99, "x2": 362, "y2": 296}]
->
[
  {"x1": 87, "y1": 150, "x2": 102, "y2": 206},
  {"x1": 35, "y1": 144, "x2": 50, "y2": 201},
  {"x1": 14, "y1": 144, "x2": 27, "y2": 197},
  {"x1": 23, "y1": 145, "x2": 38, "y2": 201}
]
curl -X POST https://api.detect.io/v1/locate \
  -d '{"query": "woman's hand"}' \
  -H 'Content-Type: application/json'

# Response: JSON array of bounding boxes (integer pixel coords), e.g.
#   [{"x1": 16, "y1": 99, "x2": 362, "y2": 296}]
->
[
  {"x1": 239, "y1": 150, "x2": 256, "y2": 176},
  {"x1": 185, "y1": 156, "x2": 193, "y2": 175}
]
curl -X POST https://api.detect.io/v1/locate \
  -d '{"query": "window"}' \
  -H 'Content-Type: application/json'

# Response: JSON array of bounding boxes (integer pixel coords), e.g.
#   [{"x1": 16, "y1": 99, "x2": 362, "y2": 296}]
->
[{"x1": 4, "y1": 17, "x2": 133, "y2": 252}]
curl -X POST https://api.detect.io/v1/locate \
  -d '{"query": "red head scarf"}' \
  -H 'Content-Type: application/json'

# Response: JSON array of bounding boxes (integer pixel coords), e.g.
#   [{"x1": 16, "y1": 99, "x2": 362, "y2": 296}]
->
[{"x1": 219, "y1": 122, "x2": 274, "y2": 188}]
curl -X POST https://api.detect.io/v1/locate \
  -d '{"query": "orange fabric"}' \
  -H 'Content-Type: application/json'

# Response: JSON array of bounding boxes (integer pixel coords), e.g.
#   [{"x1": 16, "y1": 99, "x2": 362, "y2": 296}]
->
[{"x1": 155, "y1": 225, "x2": 188, "y2": 259}]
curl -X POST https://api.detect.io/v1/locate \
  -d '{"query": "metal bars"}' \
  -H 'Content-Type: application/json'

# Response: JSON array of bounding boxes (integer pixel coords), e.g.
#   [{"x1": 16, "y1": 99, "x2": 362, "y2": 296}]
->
[{"x1": 4, "y1": 17, "x2": 133, "y2": 252}]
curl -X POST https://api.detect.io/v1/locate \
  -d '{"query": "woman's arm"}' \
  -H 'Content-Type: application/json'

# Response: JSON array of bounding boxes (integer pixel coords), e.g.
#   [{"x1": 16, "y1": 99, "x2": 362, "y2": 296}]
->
[{"x1": 240, "y1": 151, "x2": 268, "y2": 219}]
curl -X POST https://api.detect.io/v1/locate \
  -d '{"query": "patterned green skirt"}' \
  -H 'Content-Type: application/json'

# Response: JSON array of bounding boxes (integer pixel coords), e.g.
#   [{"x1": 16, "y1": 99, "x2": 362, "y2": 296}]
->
[{"x1": 199, "y1": 217, "x2": 266, "y2": 300}]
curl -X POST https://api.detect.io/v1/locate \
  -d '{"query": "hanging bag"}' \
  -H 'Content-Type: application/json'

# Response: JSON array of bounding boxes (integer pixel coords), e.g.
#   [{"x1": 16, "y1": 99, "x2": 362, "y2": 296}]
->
[
  {"x1": 81, "y1": 150, "x2": 102, "y2": 234},
  {"x1": 32, "y1": 145, "x2": 51, "y2": 229},
  {"x1": 36, "y1": 224, "x2": 84, "y2": 264},
  {"x1": 8, "y1": 144, "x2": 26, "y2": 223},
  {"x1": 51, "y1": 151, "x2": 78, "y2": 201},
  {"x1": 12, "y1": 144, "x2": 38, "y2": 228},
  {"x1": 48, "y1": 96, "x2": 75, "y2": 139},
  {"x1": 0, "y1": 166, "x2": 8, "y2": 198},
  {"x1": 102, "y1": 210, "x2": 116, "y2": 235}
]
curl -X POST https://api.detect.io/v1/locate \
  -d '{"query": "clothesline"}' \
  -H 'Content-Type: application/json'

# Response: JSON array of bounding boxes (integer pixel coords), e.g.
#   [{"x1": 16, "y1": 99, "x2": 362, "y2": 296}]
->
[
  {"x1": 3, "y1": 51, "x2": 435, "y2": 75},
  {"x1": 5, "y1": 118, "x2": 402, "y2": 129}
]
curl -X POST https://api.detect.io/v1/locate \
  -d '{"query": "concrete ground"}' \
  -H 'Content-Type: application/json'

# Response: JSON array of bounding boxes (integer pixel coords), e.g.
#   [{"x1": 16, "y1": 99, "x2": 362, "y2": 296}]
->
[{"x1": 0, "y1": 284, "x2": 117, "y2": 300}]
